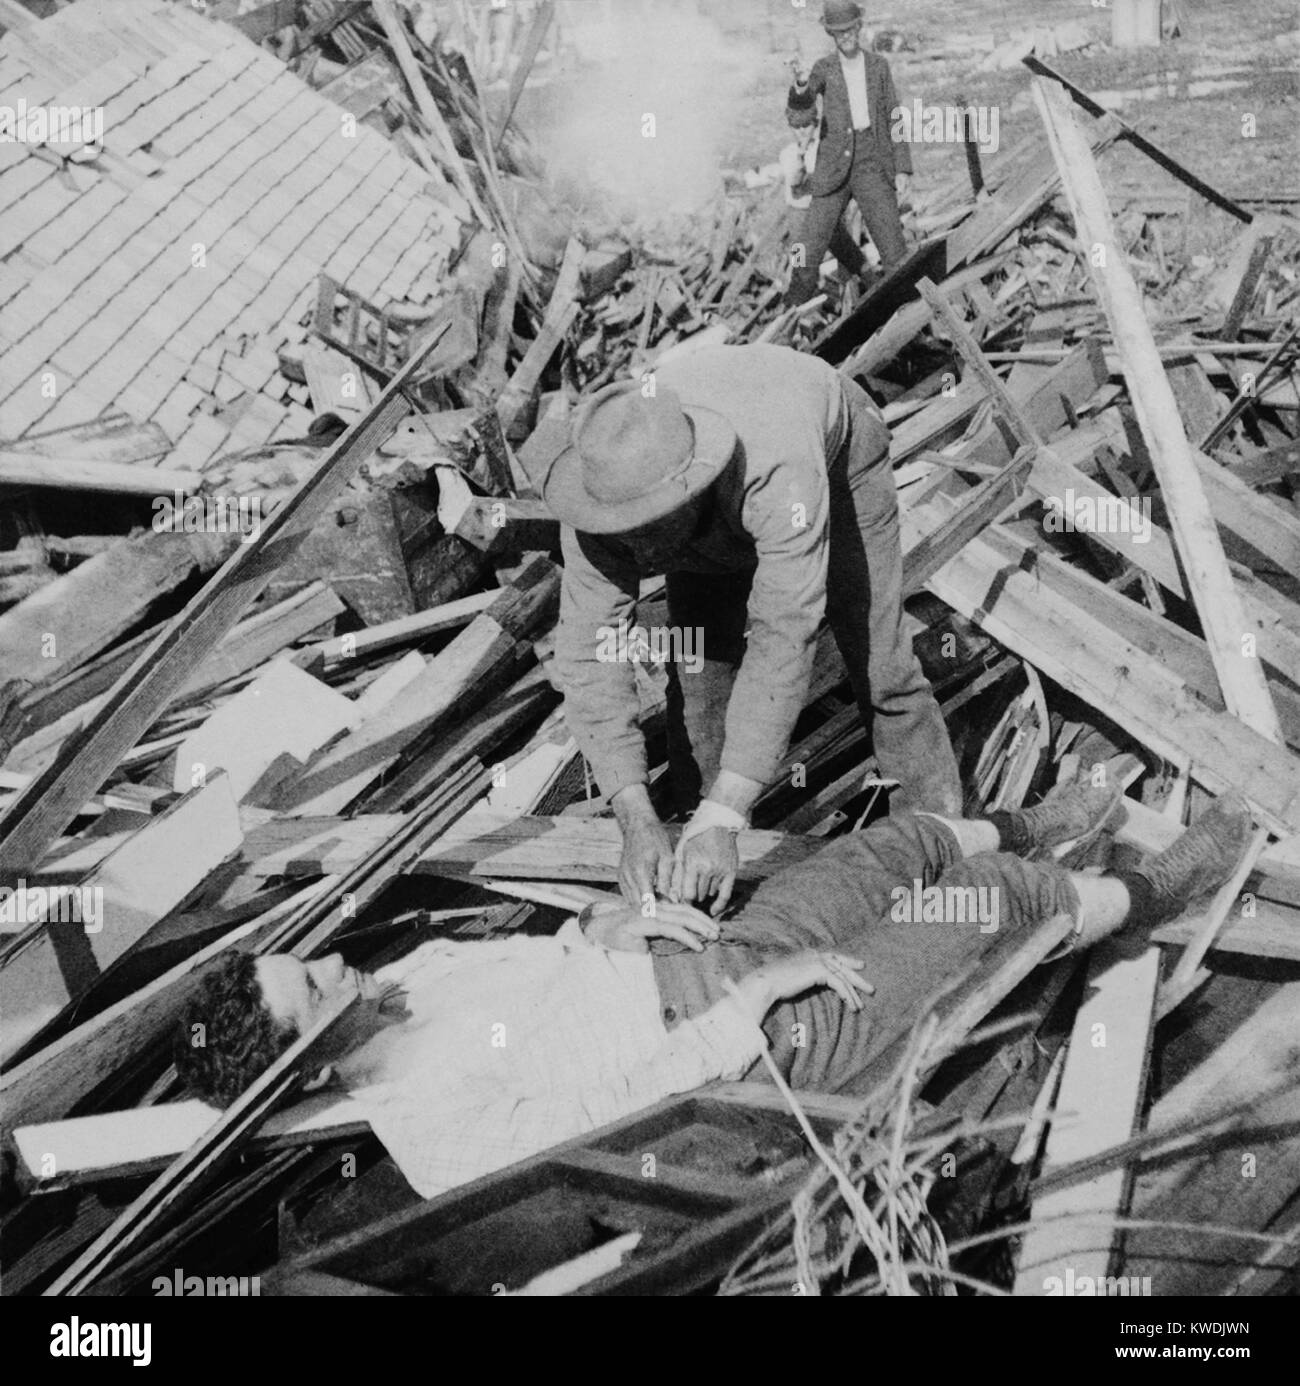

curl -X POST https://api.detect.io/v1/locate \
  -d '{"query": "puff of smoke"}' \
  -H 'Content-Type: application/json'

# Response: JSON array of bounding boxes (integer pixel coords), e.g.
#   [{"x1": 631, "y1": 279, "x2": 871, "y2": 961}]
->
[{"x1": 542, "y1": 2, "x2": 768, "y2": 231}]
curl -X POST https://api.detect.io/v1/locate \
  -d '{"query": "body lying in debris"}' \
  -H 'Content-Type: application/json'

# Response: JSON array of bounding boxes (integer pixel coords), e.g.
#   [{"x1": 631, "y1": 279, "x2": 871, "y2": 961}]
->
[{"x1": 176, "y1": 775, "x2": 1248, "y2": 1201}]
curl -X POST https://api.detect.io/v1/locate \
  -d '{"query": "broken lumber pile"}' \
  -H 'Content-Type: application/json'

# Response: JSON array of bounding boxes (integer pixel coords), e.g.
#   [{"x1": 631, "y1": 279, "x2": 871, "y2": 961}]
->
[{"x1": 1, "y1": 2, "x2": 1298, "y2": 1304}]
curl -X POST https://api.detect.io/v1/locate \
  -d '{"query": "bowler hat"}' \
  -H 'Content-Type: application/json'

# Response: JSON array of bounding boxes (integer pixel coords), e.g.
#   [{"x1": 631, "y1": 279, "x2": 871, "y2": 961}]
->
[
  {"x1": 542, "y1": 381, "x2": 737, "y2": 534},
  {"x1": 822, "y1": 1, "x2": 862, "y2": 32}
]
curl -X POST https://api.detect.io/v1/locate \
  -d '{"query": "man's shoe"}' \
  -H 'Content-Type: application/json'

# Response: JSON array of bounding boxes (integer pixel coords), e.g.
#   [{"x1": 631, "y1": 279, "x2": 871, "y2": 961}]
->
[
  {"x1": 1008, "y1": 764, "x2": 1124, "y2": 852},
  {"x1": 1132, "y1": 793, "x2": 1251, "y2": 919}
]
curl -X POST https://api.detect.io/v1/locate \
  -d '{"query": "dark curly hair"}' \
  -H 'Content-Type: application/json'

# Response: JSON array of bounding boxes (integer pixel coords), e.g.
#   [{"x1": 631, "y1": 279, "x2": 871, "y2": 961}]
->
[{"x1": 175, "y1": 952, "x2": 297, "y2": 1107}]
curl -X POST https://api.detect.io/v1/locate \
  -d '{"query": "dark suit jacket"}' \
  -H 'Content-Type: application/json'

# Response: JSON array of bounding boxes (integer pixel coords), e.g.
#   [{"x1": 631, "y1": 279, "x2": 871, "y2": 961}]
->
[{"x1": 787, "y1": 49, "x2": 911, "y2": 194}]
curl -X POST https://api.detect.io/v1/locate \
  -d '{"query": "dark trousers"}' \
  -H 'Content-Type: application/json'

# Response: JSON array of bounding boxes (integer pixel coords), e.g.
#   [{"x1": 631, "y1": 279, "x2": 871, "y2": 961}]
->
[
  {"x1": 652, "y1": 815, "x2": 1082, "y2": 1095},
  {"x1": 663, "y1": 381, "x2": 961, "y2": 816},
  {"x1": 786, "y1": 135, "x2": 907, "y2": 307}
]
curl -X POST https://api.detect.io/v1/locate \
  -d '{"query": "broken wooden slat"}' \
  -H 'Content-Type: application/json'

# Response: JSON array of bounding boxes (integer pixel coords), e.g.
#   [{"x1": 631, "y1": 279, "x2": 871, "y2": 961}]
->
[
  {"x1": 271, "y1": 556, "x2": 559, "y2": 816},
  {"x1": 301, "y1": 343, "x2": 362, "y2": 418},
  {"x1": 0, "y1": 530, "x2": 233, "y2": 693},
  {"x1": 0, "y1": 881, "x2": 334, "y2": 1142},
  {"x1": 497, "y1": 237, "x2": 586, "y2": 434},
  {"x1": 1122, "y1": 982, "x2": 1300, "y2": 1293},
  {"x1": 364, "y1": 662, "x2": 558, "y2": 812},
  {"x1": 0, "y1": 453, "x2": 201, "y2": 496},
  {"x1": 43, "y1": 987, "x2": 363, "y2": 1295},
  {"x1": 947, "y1": 122, "x2": 1120, "y2": 269},
  {"x1": 372, "y1": 0, "x2": 491, "y2": 229},
  {"x1": 494, "y1": 0, "x2": 555, "y2": 143},
  {"x1": 454, "y1": 496, "x2": 558, "y2": 555},
  {"x1": 411, "y1": 809, "x2": 822, "y2": 884},
  {"x1": 1151, "y1": 896, "x2": 1300, "y2": 964},
  {"x1": 13, "y1": 1091, "x2": 365, "y2": 1190},
  {"x1": 171, "y1": 658, "x2": 357, "y2": 800},
  {"x1": 1222, "y1": 234, "x2": 1274, "y2": 340},
  {"x1": 1033, "y1": 77, "x2": 1283, "y2": 746},
  {"x1": 918, "y1": 525, "x2": 1300, "y2": 832},
  {"x1": 0, "y1": 773, "x2": 243, "y2": 1066},
  {"x1": 1013, "y1": 936, "x2": 1160, "y2": 1295},
  {"x1": 312, "y1": 589, "x2": 498, "y2": 668}
]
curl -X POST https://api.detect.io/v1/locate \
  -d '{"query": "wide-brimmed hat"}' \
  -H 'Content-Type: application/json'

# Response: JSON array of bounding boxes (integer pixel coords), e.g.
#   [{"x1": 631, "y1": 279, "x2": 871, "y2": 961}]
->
[
  {"x1": 542, "y1": 381, "x2": 737, "y2": 534},
  {"x1": 822, "y1": 0, "x2": 863, "y2": 33}
]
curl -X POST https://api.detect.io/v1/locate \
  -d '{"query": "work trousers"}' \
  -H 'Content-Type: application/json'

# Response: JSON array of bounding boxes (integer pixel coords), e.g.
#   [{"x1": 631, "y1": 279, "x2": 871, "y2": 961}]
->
[
  {"x1": 651, "y1": 814, "x2": 1082, "y2": 1095},
  {"x1": 786, "y1": 134, "x2": 907, "y2": 307},
  {"x1": 662, "y1": 380, "x2": 961, "y2": 817}
]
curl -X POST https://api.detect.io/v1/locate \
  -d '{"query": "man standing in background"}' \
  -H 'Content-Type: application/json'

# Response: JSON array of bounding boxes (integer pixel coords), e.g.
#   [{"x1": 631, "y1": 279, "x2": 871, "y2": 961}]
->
[{"x1": 785, "y1": 0, "x2": 912, "y2": 306}]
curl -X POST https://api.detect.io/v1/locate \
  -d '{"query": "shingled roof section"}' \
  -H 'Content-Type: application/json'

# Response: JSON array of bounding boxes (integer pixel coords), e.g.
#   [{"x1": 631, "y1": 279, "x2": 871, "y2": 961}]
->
[{"x1": 0, "y1": 0, "x2": 464, "y2": 468}]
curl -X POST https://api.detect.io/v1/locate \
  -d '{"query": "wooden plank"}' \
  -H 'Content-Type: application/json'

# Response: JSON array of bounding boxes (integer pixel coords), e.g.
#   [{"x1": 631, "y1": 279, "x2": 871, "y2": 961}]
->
[
  {"x1": 365, "y1": 663, "x2": 558, "y2": 812},
  {"x1": 832, "y1": 254, "x2": 1013, "y2": 377},
  {"x1": 916, "y1": 277, "x2": 1042, "y2": 448},
  {"x1": 0, "y1": 452, "x2": 201, "y2": 496},
  {"x1": 1122, "y1": 983, "x2": 1300, "y2": 1293},
  {"x1": 917, "y1": 526, "x2": 1300, "y2": 832},
  {"x1": 412, "y1": 809, "x2": 822, "y2": 884},
  {"x1": 0, "y1": 773, "x2": 243, "y2": 1066},
  {"x1": 371, "y1": 0, "x2": 490, "y2": 229},
  {"x1": 1032, "y1": 77, "x2": 1283, "y2": 746},
  {"x1": 271, "y1": 556, "x2": 559, "y2": 816},
  {"x1": 1013, "y1": 939, "x2": 1161, "y2": 1294},
  {"x1": 172, "y1": 658, "x2": 356, "y2": 800},
  {"x1": 947, "y1": 122, "x2": 1120, "y2": 268},
  {"x1": 43, "y1": 987, "x2": 364, "y2": 1294},
  {"x1": 494, "y1": 0, "x2": 555, "y2": 143},
  {"x1": 1193, "y1": 445, "x2": 1300, "y2": 579},
  {"x1": 14, "y1": 1094, "x2": 366, "y2": 1189},
  {"x1": 0, "y1": 530, "x2": 232, "y2": 692},
  {"x1": 312, "y1": 589, "x2": 497, "y2": 668},
  {"x1": 0, "y1": 329, "x2": 448, "y2": 877},
  {"x1": 227, "y1": 0, "x2": 298, "y2": 40},
  {"x1": 14, "y1": 581, "x2": 346, "y2": 762},
  {"x1": 454, "y1": 496, "x2": 558, "y2": 555},
  {"x1": 301, "y1": 343, "x2": 362, "y2": 419},
  {"x1": 1222, "y1": 234, "x2": 1274, "y2": 339},
  {"x1": 237, "y1": 815, "x2": 407, "y2": 878},
  {"x1": 497, "y1": 237, "x2": 585, "y2": 434},
  {"x1": 1151, "y1": 896, "x2": 1300, "y2": 963},
  {"x1": 1025, "y1": 445, "x2": 1300, "y2": 690}
]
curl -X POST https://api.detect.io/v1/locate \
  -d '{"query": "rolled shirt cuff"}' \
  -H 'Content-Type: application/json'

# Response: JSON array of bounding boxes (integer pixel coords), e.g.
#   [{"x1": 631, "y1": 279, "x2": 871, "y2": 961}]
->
[{"x1": 680, "y1": 799, "x2": 749, "y2": 845}]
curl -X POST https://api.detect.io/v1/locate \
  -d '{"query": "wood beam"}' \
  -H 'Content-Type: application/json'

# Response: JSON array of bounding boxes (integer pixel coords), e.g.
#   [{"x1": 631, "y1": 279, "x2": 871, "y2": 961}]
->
[{"x1": 1032, "y1": 77, "x2": 1283, "y2": 746}]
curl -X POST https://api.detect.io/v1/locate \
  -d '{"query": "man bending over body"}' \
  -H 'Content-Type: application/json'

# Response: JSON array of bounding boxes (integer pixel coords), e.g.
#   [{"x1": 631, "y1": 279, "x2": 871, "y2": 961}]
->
[{"x1": 177, "y1": 778, "x2": 1248, "y2": 1200}]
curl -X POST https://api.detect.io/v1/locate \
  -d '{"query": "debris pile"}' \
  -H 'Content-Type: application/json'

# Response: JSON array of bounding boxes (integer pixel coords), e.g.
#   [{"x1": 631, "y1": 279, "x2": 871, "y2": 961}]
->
[{"x1": 0, "y1": 0, "x2": 1298, "y2": 1298}]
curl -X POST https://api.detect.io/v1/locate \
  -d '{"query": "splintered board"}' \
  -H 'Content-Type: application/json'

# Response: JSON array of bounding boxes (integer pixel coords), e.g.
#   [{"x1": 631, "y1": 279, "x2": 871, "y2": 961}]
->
[
  {"x1": 0, "y1": 774, "x2": 243, "y2": 1065},
  {"x1": 411, "y1": 809, "x2": 822, "y2": 884}
]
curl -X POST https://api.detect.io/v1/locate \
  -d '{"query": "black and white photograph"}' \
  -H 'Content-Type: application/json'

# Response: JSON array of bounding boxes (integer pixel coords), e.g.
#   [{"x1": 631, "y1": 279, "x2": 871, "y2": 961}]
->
[{"x1": 0, "y1": 0, "x2": 1297, "y2": 1343}]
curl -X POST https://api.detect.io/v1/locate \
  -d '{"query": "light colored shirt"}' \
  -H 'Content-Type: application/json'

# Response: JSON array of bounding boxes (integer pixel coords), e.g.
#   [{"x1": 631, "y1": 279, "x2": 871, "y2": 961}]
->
[
  {"x1": 556, "y1": 345, "x2": 855, "y2": 798},
  {"x1": 348, "y1": 922, "x2": 765, "y2": 1199},
  {"x1": 839, "y1": 50, "x2": 870, "y2": 129}
]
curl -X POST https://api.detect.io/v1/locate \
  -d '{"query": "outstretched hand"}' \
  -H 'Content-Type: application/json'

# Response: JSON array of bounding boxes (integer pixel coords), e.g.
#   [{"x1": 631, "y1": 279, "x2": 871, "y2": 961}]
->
[{"x1": 582, "y1": 899, "x2": 721, "y2": 955}]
